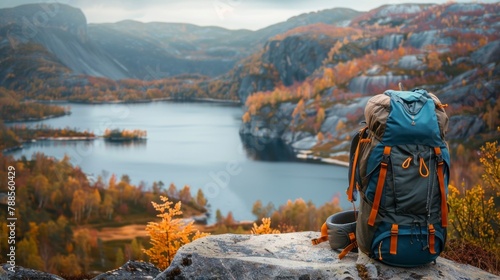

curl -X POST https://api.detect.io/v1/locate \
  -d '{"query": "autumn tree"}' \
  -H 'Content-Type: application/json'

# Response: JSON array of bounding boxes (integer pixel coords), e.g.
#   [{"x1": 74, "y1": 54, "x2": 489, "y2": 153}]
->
[
  {"x1": 224, "y1": 211, "x2": 237, "y2": 227},
  {"x1": 17, "y1": 223, "x2": 44, "y2": 270},
  {"x1": 196, "y1": 189, "x2": 207, "y2": 208},
  {"x1": 48, "y1": 254, "x2": 82, "y2": 276},
  {"x1": 178, "y1": 185, "x2": 192, "y2": 203},
  {"x1": 144, "y1": 196, "x2": 209, "y2": 269},
  {"x1": 74, "y1": 228, "x2": 93, "y2": 273},
  {"x1": 167, "y1": 183, "x2": 178, "y2": 199},
  {"x1": 100, "y1": 194, "x2": 115, "y2": 220},
  {"x1": 71, "y1": 189, "x2": 86, "y2": 223},
  {"x1": 252, "y1": 200, "x2": 275, "y2": 221}
]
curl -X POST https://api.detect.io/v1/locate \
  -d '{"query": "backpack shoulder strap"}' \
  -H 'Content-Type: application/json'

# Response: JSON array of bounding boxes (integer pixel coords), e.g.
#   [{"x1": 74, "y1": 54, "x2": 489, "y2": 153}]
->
[
  {"x1": 368, "y1": 146, "x2": 391, "y2": 226},
  {"x1": 347, "y1": 126, "x2": 369, "y2": 202}
]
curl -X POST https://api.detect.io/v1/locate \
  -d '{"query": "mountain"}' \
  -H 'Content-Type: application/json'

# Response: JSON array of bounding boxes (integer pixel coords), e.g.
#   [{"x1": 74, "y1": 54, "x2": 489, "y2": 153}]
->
[
  {"x1": 0, "y1": 3, "x2": 360, "y2": 84},
  {"x1": 0, "y1": 3, "x2": 128, "y2": 80}
]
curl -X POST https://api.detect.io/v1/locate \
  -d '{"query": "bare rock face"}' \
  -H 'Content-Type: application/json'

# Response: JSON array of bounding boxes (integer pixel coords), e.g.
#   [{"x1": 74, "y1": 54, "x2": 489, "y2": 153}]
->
[
  {"x1": 157, "y1": 232, "x2": 499, "y2": 280},
  {"x1": 92, "y1": 260, "x2": 161, "y2": 280},
  {"x1": 0, "y1": 263, "x2": 64, "y2": 280}
]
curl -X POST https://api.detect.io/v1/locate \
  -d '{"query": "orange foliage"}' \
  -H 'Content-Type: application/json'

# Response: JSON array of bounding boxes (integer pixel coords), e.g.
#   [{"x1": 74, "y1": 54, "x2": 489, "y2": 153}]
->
[
  {"x1": 251, "y1": 218, "x2": 280, "y2": 234},
  {"x1": 144, "y1": 196, "x2": 209, "y2": 269},
  {"x1": 274, "y1": 23, "x2": 363, "y2": 40}
]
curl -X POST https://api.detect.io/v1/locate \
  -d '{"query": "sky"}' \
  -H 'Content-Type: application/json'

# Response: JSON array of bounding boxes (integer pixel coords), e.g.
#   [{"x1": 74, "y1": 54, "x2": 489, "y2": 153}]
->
[{"x1": 0, "y1": 0, "x2": 497, "y2": 30}]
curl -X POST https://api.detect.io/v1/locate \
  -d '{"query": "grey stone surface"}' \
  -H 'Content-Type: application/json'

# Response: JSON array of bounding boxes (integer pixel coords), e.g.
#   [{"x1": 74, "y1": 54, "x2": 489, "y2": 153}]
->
[
  {"x1": 92, "y1": 260, "x2": 160, "y2": 280},
  {"x1": 157, "y1": 232, "x2": 499, "y2": 280},
  {"x1": 370, "y1": 34, "x2": 405, "y2": 50},
  {"x1": 291, "y1": 136, "x2": 317, "y2": 150},
  {"x1": 471, "y1": 40, "x2": 500, "y2": 65},
  {"x1": 398, "y1": 55, "x2": 426, "y2": 70},
  {"x1": 0, "y1": 263, "x2": 64, "y2": 280},
  {"x1": 348, "y1": 75, "x2": 408, "y2": 95}
]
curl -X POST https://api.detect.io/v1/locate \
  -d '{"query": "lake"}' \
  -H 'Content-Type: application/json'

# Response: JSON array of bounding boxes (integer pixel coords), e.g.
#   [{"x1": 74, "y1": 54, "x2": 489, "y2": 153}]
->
[{"x1": 6, "y1": 102, "x2": 351, "y2": 222}]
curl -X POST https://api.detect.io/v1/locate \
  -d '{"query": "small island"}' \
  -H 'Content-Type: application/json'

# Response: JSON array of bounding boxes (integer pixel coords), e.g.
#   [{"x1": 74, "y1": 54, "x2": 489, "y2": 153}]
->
[{"x1": 103, "y1": 128, "x2": 147, "y2": 142}]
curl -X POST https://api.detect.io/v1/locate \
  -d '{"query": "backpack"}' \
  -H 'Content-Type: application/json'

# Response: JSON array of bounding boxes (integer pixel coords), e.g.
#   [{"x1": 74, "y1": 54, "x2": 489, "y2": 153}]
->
[{"x1": 346, "y1": 88, "x2": 450, "y2": 267}]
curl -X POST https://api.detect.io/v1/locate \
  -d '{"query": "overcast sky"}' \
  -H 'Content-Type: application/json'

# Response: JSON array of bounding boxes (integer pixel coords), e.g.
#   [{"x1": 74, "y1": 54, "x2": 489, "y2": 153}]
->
[{"x1": 0, "y1": 0, "x2": 496, "y2": 30}]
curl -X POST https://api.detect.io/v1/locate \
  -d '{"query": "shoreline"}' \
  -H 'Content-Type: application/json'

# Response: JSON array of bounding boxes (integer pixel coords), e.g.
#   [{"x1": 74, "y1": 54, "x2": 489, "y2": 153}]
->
[
  {"x1": 4, "y1": 113, "x2": 69, "y2": 124},
  {"x1": 2, "y1": 137, "x2": 97, "y2": 154},
  {"x1": 296, "y1": 151, "x2": 349, "y2": 167},
  {"x1": 35, "y1": 97, "x2": 242, "y2": 106},
  {"x1": 34, "y1": 136, "x2": 97, "y2": 141}
]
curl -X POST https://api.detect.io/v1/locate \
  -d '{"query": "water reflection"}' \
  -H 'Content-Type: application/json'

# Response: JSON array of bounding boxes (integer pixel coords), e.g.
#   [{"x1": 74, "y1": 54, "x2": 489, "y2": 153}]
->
[
  {"x1": 104, "y1": 139, "x2": 147, "y2": 149},
  {"x1": 239, "y1": 134, "x2": 296, "y2": 161},
  {"x1": 26, "y1": 139, "x2": 95, "y2": 149}
]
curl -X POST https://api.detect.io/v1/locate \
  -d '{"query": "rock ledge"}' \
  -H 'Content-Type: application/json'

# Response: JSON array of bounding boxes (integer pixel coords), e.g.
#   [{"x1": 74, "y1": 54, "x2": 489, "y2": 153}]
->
[{"x1": 158, "y1": 231, "x2": 498, "y2": 280}]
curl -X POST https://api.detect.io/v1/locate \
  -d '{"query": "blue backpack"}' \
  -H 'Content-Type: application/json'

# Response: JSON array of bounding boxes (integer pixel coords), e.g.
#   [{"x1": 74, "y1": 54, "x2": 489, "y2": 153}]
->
[{"x1": 346, "y1": 89, "x2": 450, "y2": 267}]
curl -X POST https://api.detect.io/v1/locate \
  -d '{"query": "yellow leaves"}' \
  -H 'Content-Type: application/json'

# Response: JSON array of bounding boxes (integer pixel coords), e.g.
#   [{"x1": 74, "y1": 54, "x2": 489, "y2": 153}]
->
[
  {"x1": 448, "y1": 140, "x2": 500, "y2": 251},
  {"x1": 448, "y1": 184, "x2": 460, "y2": 197},
  {"x1": 144, "y1": 196, "x2": 209, "y2": 269},
  {"x1": 251, "y1": 218, "x2": 280, "y2": 234},
  {"x1": 479, "y1": 141, "x2": 500, "y2": 195}
]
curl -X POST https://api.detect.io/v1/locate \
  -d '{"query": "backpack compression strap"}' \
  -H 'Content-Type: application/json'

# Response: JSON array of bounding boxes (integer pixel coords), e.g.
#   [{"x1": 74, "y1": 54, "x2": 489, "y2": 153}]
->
[
  {"x1": 311, "y1": 222, "x2": 329, "y2": 245},
  {"x1": 434, "y1": 147, "x2": 448, "y2": 227},
  {"x1": 368, "y1": 146, "x2": 391, "y2": 226},
  {"x1": 428, "y1": 224, "x2": 437, "y2": 254},
  {"x1": 338, "y1": 232, "x2": 357, "y2": 259}
]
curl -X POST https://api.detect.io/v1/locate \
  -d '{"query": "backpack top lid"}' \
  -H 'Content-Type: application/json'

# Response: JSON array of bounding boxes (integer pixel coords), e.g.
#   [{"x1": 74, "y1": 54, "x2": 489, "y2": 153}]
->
[{"x1": 365, "y1": 89, "x2": 448, "y2": 146}]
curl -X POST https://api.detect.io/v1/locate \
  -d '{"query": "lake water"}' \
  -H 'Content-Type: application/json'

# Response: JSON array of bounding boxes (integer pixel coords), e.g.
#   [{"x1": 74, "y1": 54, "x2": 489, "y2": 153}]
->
[{"x1": 6, "y1": 102, "x2": 350, "y2": 222}]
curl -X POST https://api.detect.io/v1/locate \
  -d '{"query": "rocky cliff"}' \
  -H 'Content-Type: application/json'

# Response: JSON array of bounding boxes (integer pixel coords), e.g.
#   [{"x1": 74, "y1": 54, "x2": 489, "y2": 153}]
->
[{"x1": 239, "y1": 3, "x2": 500, "y2": 158}]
